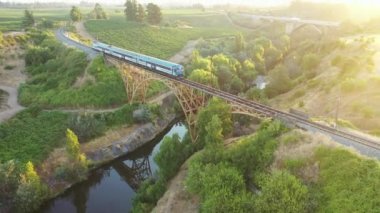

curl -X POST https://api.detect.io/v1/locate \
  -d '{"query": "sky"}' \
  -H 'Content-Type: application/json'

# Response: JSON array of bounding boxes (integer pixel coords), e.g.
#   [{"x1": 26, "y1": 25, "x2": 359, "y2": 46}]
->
[{"x1": 4, "y1": 0, "x2": 380, "y2": 7}]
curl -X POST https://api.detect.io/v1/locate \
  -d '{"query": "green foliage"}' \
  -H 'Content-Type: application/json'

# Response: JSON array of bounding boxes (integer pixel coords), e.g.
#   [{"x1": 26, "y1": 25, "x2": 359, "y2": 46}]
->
[
  {"x1": 265, "y1": 65, "x2": 293, "y2": 98},
  {"x1": 188, "y1": 69, "x2": 218, "y2": 87},
  {"x1": 124, "y1": 0, "x2": 137, "y2": 21},
  {"x1": 254, "y1": 171, "x2": 308, "y2": 213},
  {"x1": 301, "y1": 53, "x2": 321, "y2": 71},
  {"x1": 85, "y1": 13, "x2": 240, "y2": 59},
  {"x1": 312, "y1": 147, "x2": 380, "y2": 213},
  {"x1": 234, "y1": 33, "x2": 245, "y2": 52},
  {"x1": 146, "y1": 3, "x2": 162, "y2": 25},
  {"x1": 15, "y1": 162, "x2": 49, "y2": 213},
  {"x1": 70, "y1": 6, "x2": 82, "y2": 22},
  {"x1": 21, "y1": 32, "x2": 127, "y2": 108},
  {"x1": 22, "y1": 10, "x2": 35, "y2": 28},
  {"x1": 154, "y1": 134, "x2": 192, "y2": 180},
  {"x1": 196, "y1": 98, "x2": 232, "y2": 146},
  {"x1": 132, "y1": 133, "x2": 195, "y2": 212},
  {"x1": 136, "y1": 4, "x2": 145, "y2": 23},
  {"x1": 89, "y1": 3, "x2": 107, "y2": 20},
  {"x1": 64, "y1": 129, "x2": 88, "y2": 180},
  {"x1": 68, "y1": 114, "x2": 106, "y2": 143},
  {"x1": 0, "y1": 109, "x2": 68, "y2": 164},
  {"x1": 246, "y1": 87, "x2": 266, "y2": 101},
  {"x1": 0, "y1": 160, "x2": 21, "y2": 206},
  {"x1": 187, "y1": 162, "x2": 255, "y2": 212},
  {"x1": 205, "y1": 115, "x2": 224, "y2": 148},
  {"x1": 340, "y1": 78, "x2": 366, "y2": 93},
  {"x1": 185, "y1": 121, "x2": 287, "y2": 212}
]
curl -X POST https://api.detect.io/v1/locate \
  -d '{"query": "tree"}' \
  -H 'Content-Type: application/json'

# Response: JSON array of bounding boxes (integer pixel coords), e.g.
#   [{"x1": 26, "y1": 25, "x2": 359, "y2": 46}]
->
[
  {"x1": 124, "y1": 0, "x2": 136, "y2": 21},
  {"x1": 235, "y1": 33, "x2": 245, "y2": 52},
  {"x1": 265, "y1": 65, "x2": 293, "y2": 98},
  {"x1": 136, "y1": 4, "x2": 145, "y2": 22},
  {"x1": 154, "y1": 134, "x2": 185, "y2": 180},
  {"x1": 188, "y1": 69, "x2": 218, "y2": 88},
  {"x1": 64, "y1": 129, "x2": 88, "y2": 179},
  {"x1": 254, "y1": 171, "x2": 308, "y2": 213},
  {"x1": 205, "y1": 115, "x2": 223, "y2": 148},
  {"x1": 196, "y1": 98, "x2": 232, "y2": 146},
  {"x1": 70, "y1": 6, "x2": 82, "y2": 22},
  {"x1": 66, "y1": 129, "x2": 81, "y2": 161},
  {"x1": 15, "y1": 162, "x2": 48, "y2": 212},
  {"x1": 146, "y1": 3, "x2": 162, "y2": 25},
  {"x1": 301, "y1": 53, "x2": 320, "y2": 71},
  {"x1": 90, "y1": 3, "x2": 107, "y2": 19},
  {"x1": 22, "y1": 10, "x2": 35, "y2": 28}
]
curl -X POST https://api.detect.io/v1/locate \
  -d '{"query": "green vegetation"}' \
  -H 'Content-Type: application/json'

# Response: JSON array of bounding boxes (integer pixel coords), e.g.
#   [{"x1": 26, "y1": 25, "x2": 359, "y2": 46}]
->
[
  {"x1": 186, "y1": 121, "x2": 288, "y2": 212},
  {"x1": 89, "y1": 3, "x2": 108, "y2": 20},
  {"x1": 85, "y1": 12, "x2": 242, "y2": 59},
  {"x1": 146, "y1": 3, "x2": 162, "y2": 25},
  {"x1": 20, "y1": 31, "x2": 127, "y2": 108},
  {"x1": 132, "y1": 133, "x2": 195, "y2": 212},
  {"x1": 70, "y1": 6, "x2": 82, "y2": 22},
  {"x1": 22, "y1": 10, "x2": 35, "y2": 28},
  {"x1": 0, "y1": 109, "x2": 68, "y2": 164}
]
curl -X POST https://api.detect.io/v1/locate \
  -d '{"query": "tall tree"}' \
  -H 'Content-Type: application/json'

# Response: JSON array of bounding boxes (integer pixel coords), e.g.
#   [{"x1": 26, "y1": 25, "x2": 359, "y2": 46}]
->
[
  {"x1": 124, "y1": 0, "x2": 136, "y2": 21},
  {"x1": 15, "y1": 162, "x2": 48, "y2": 212},
  {"x1": 22, "y1": 10, "x2": 35, "y2": 27},
  {"x1": 90, "y1": 3, "x2": 107, "y2": 19},
  {"x1": 136, "y1": 4, "x2": 145, "y2": 22},
  {"x1": 70, "y1": 6, "x2": 82, "y2": 22},
  {"x1": 205, "y1": 115, "x2": 223, "y2": 148},
  {"x1": 146, "y1": 3, "x2": 162, "y2": 25},
  {"x1": 235, "y1": 33, "x2": 245, "y2": 52}
]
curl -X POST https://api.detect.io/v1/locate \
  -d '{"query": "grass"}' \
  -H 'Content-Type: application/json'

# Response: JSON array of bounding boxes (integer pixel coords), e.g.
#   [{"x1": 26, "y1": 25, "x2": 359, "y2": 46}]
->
[
  {"x1": 0, "y1": 108, "x2": 68, "y2": 164},
  {"x1": 0, "y1": 8, "x2": 70, "y2": 31},
  {"x1": 276, "y1": 130, "x2": 380, "y2": 213},
  {"x1": 19, "y1": 31, "x2": 127, "y2": 108},
  {"x1": 85, "y1": 13, "x2": 243, "y2": 59}
]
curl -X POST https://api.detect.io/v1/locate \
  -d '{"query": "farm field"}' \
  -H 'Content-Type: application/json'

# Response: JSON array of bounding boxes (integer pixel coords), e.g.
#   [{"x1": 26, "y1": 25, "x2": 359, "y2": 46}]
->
[{"x1": 85, "y1": 10, "x2": 244, "y2": 59}]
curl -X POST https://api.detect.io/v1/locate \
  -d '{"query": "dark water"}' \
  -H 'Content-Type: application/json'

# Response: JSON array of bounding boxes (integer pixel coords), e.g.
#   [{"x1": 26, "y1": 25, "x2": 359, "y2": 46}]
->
[{"x1": 40, "y1": 122, "x2": 187, "y2": 213}]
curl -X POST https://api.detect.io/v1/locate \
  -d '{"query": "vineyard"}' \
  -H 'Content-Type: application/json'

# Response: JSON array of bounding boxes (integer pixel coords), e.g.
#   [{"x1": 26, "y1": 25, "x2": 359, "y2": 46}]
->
[{"x1": 85, "y1": 12, "x2": 243, "y2": 59}]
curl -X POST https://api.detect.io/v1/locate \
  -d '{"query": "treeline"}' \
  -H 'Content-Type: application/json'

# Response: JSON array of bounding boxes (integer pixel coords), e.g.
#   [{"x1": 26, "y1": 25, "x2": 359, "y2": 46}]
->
[
  {"x1": 188, "y1": 33, "x2": 289, "y2": 99},
  {"x1": 124, "y1": 0, "x2": 162, "y2": 25},
  {"x1": 70, "y1": 3, "x2": 107, "y2": 22}
]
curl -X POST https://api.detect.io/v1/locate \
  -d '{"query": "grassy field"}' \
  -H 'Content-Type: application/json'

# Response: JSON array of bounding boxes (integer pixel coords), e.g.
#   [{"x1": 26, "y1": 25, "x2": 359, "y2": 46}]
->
[
  {"x1": 0, "y1": 8, "x2": 71, "y2": 31},
  {"x1": 85, "y1": 10, "x2": 244, "y2": 59}
]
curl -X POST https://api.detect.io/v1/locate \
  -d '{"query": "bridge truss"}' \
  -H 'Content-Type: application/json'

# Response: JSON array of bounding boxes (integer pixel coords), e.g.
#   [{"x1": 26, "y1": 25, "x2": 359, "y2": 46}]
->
[{"x1": 106, "y1": 55, "x2": 271, "y2": 142}]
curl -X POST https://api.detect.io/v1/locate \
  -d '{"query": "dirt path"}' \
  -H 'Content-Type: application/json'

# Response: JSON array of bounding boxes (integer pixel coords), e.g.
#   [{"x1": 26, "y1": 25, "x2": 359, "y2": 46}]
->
[
  {"x1": 74, "y1": 21, "x2": 95, "y2": 41},
  {"x1": 0, "y1": 44, "x2": 27, "y2": 123},
  {"x1": 169, "y1": 40, "x2": 199, "y2": 64}
]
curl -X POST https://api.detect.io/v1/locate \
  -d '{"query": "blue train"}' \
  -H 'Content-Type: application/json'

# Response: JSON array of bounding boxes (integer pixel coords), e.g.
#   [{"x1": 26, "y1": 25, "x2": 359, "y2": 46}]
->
[{"x1": 92, "y1": 41, "x2": 184, "y2": 77}]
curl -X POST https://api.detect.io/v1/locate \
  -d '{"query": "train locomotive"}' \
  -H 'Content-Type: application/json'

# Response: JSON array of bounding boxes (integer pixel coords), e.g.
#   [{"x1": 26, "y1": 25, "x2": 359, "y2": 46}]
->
[{"x1": 92, "y1": 41, "x2": 184, "y2": 77}]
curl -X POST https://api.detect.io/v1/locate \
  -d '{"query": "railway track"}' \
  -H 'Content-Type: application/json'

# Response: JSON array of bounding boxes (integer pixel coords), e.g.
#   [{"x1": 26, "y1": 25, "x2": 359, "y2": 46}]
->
[{"x1": 105, "y1": 53, "x2": 380, "y2": 151}]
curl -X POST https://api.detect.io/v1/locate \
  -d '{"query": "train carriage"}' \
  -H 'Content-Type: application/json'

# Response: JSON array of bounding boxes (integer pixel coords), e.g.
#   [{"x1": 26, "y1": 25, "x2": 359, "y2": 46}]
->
[{"x1": 92, "y1": 41, "x2": 184, "y2": 77}]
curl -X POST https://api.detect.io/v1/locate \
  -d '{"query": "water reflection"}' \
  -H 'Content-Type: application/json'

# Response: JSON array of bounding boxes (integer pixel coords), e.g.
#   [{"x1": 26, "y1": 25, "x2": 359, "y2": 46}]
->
[{"x1": 40, "y1": 122, "x2": 187, "y2": 213}]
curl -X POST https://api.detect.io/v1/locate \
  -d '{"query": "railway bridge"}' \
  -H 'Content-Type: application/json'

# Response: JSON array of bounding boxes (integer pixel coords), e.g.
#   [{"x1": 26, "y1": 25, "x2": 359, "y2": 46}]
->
[
  {"x1": 104, "y1": 54, "x2": 380, "y2": 153},
  {"x1": 55, "y1": 29, "x2": 380, "y2": 157}
]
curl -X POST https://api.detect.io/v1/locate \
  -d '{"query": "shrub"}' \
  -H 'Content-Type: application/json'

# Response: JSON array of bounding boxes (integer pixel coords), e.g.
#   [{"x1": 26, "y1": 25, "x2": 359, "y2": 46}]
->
[
  {"x1": 301, "y1": 53, "x2": 320, "y2": 71},
  {"x1": 68, "y1": 114, "x2": 106, "y2": 143},
  {"x1": 254, "y1": 171, "x2": 308, "y2": 213},
  {"x1": 340, "y1": 78, "x2": 366, "y2": 93}
]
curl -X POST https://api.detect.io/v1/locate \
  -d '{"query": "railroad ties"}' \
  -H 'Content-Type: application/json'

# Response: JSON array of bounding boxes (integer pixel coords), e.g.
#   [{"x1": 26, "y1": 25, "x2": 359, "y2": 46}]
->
[{"x1": 104, "y1": 53, "x2": 380, "y2": 151}]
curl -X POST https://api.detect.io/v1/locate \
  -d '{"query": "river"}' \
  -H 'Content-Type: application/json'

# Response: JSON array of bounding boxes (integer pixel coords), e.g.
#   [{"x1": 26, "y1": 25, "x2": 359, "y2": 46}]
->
[{"x1": 39, "y1": 121, "x2": 187, "y2": 213}]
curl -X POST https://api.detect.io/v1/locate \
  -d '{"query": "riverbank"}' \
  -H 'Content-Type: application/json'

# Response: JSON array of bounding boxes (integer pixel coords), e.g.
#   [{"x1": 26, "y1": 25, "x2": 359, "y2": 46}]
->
[{"x1": 38, "y1": 94, "x2": 180, "y2": 206}]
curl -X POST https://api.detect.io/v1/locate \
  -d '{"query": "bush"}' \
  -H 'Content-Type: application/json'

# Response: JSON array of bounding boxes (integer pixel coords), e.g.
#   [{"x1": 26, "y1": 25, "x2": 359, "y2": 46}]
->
[
  {"x1": 301, "y1": 53, "x2": 320, "y2": 71},
  {"x1": 68, "y1": 114, "x2": 106, "y2": 143},
  {"x1": 340, "y1": 78, "x2": 366, "y2": 93},
  {"x1": 254, "y1": 171, "x2": 308, "y2": 213}
]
